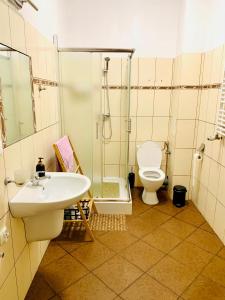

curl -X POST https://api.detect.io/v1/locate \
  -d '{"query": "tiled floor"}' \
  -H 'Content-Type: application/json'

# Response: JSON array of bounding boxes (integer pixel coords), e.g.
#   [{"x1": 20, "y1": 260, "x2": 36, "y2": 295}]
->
[{"x1": 26, "y1": 188, "x2": 225, "y2": 300}]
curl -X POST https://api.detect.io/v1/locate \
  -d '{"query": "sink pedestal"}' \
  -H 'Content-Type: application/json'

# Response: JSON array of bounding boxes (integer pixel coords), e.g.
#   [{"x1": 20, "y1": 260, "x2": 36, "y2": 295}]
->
[{"x1": 23, "y1": 210, "x2": 64, "y2": 242}]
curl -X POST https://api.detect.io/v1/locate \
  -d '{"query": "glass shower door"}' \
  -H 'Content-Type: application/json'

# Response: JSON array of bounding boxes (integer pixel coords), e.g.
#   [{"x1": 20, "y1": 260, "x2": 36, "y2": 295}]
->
[{"x1": 59, "y1": 52, "x2": 102, "y2": 194}]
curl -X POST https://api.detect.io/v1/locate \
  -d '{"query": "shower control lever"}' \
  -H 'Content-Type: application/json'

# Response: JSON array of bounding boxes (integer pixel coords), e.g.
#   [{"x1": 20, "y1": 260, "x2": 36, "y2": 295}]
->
[{"x1": 127, "y1": 118, "x2": 132, "y2": 133}]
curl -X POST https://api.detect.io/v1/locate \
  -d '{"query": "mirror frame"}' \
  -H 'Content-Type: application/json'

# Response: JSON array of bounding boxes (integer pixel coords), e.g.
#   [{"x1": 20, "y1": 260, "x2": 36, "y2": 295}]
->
[{"x1": 0, "y1": 43, "x2": 36, "y2": 148}]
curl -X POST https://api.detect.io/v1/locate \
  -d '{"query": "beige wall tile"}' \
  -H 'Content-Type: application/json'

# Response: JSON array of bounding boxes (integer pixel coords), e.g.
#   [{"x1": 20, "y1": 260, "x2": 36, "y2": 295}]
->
[
  {"x1": 175, "y1": 120, "x2": 195, "y2": 148},
  {"x1": 201, "y1": 51, "x2": 213, "y2": 85},
  {"x1": 105, "y1": 90, "x2": 121, "y2": 116},
  {"x1": 107, "y1": 58, "x2": 121, "y2": 85},
  {"x1": 9, "y1": 8, "x2": 26, "y2": 53},
  {"x1": 154, "y1": 90, "x2": 171, "y2": 116},
  {"x1": 196, "y1": 121, "x2": 206, "y2": 149},
  {"x1": 138, "y1": 58, "x2": 156, "y2": 86},
  {"x1": 20, "y1": 135, "x2": 35, "y2": 180},
  {"x1": 130, "y1": 91, "x2": 138, "y2": 117},
  {"x1": 172, "y1": 55, "x2": 182, "y2": 86},
  {"x1": 0, "y1": 213, "x2": 14, "y2": 287},
  {"x1": 208, "y1": 160, "x2": 220, "y2": 197},
  {"x1": 199, "y1": 90, "x2": 209, "y2": 122},
  {"x1": 109, "y1": 117, "x2": 121, "y2": 141},
  {"x1": 205, "y1": 192, "x2": 217, "y2": 227},
  {"x1": 137, "y1": 90, "x2": 154, "y2": 116},
  {"x1": 104, "y1": 142, "x2": 120, "y2": 164},
  {"x1": 121, "y1": 116, "x2": 136, "y2": 142},
  {"x1": 199, "y1": 155, "x2": 210, "y2": 187},
  {"x1": 4, "y1": 142, "x2": 23, "y2": 200},
  {"x1": 211, "y1": 46, "x2": 224, "y2": 84},
  {"x1": 136, "y1": 117, "x2": 153, "y2": 141},
  {"x1": 15, "y1": 245, "x2": 32, "y2": 300},
  {"x1": 220, "y1": 139, "x2": 225, "y2": 167},
  {"x1": 177, "y1": 90, "x2": 198, "y2": 119},
  {"x1": 180, "y1": 53, "x2": 202, "y2": 85},
  {"x1": 197, "y1": 184, "x2": 208, "y2": 215},
  {"x1": 104, "y1": 164, "x2": 119, "y2": 177},
  {"x1": 155, "y1": 58, "x2": 173, "y2": 86},
  {"x1": 130, "y1": 58, "x2": 139, "y2": 86},
  {"x1": 217, "y1": 165, "x2": 225, "y2": 206},
  {"x1": 0, "y1": 1, "x2": 11, "y2": 46},
  {"x1": 29, "y1": 242, "x2": 41, "y2": 278},
  {"x1": 173, "y1": 149, "x2": 193, "y2": 176},
  {"x1": 0, "y1": 268, "x2": 18, "y2": 300},
  {"x1": 0, "y1": 156, "x2": 8, "y2": 219},
  {"x1": 213, "y1": 201, "x2": 225, "y2": 241},
  {"x1": 10, "y1": 215, "x2": 27, "y2": 262},
  {"x1": 128, "y1": 142, "x2": 136, "y2": 166},
  {"x1": 206, "y1": 89, "x2": 219, "y2": 124},
  {"x1": 152, "y1": 117, "x2": 169, "y2": 141}
]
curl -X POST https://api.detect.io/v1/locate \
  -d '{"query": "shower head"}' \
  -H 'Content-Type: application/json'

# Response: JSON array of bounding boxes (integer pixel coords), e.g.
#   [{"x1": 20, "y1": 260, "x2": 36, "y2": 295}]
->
[{"x1": 104, "y1": 57, "x2": 110, "y2": 71}]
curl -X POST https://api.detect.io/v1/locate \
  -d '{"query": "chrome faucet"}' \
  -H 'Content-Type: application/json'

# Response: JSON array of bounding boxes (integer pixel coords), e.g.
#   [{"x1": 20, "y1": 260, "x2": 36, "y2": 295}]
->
[
  {"x1": 30, "y1": 172, "x2": 51, "y2": 187},
  {"x1": 30, "y1": 175, "x2": 42, "y2": 187}
]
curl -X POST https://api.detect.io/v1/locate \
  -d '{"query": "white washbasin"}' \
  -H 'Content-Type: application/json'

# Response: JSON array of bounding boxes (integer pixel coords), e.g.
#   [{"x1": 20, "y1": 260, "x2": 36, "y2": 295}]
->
[
  {"x1": 9, "y1": 172, "x2": 91, "y2": 242},
  {"x1": 10, "y1": 172, "x2": 91, "y2": 218}
]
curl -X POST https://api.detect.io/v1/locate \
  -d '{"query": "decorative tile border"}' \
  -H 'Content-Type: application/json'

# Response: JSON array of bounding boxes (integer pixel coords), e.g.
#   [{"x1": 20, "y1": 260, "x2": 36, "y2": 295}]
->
[
  {"x1": 102, "y1": 83, "x2": 221, "y2": 90},
  {"x1": 33, "y1": 78, "x2": 58, "y2": 87}
]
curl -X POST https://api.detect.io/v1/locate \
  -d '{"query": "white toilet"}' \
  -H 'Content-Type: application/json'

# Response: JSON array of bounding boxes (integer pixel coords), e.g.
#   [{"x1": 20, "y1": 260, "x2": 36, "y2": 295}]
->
[{"x1": 137, "y1": 141, "x2": 165, "y2": 205}]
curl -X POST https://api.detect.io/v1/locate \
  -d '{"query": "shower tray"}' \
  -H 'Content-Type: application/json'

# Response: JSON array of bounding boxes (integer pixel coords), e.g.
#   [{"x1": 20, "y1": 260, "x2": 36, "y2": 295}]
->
[{"x1": 94, "y1": 177, "x2": 132, "y2": 214}]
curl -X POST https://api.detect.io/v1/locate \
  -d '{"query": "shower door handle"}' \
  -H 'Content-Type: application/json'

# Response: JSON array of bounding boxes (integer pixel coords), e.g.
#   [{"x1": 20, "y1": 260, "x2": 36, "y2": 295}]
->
[{"x1": 96, "y1": 122, "x2": 99, "y2": 139}]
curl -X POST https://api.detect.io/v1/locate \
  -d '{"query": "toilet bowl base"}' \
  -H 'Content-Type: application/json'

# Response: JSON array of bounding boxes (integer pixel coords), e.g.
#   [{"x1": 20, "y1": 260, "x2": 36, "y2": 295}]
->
[{"x1": 142, "y1": 189, "x2": 159, "y2": 205}]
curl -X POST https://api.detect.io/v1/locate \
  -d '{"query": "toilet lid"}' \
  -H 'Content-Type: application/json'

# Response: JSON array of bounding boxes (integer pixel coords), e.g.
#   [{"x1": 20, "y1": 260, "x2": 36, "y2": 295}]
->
[{"x1": 137, "y1": 141, "x2": 162, "y2": 168}]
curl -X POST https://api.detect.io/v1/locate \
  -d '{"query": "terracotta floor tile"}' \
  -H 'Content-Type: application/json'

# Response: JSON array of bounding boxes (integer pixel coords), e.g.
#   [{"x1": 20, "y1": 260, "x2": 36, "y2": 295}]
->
[
  {"x1": 169, "y1": 241, "x2": 213, "y2": 272},
  {"x1": 202, "y1": 256, "x2": 225, "y2": 287},
  {"x1": 217, "y1": 247, "x2": 225, "y2": 260},
  {"x1": 127, "y1": 210, "x2": 170, "y2": 238},
  {"x1": 40, "y1": 254, "x2": 88, "y2": 292},
  {"x1": 160, "y1": 218, "x2": 196, "y2": 239},
  {"x1": 25, "y1": 273, "x2": 55, "y2": 300},
  {"x1": 143, "y1": 227, "x2": 181, "y2": 253},
  {"x1": 71, "y1": 240, "x2": 115, "y2": 270},
  {"x1": 39, "y1": 242, "x2": 67, "y2": 269},
  {"x1": 200, "y1": 222, "x2": 215, "y2": 234},
  {"x1": 175, "y1": 208, "x2": 205, "y2": 227},
  {"x1": 121, "y1": 240, "x2": 164, "y2": 271},
  {"x1": 148, "y1": 255, "x2": 199, "y2": 295},
  {"x1": 60, "y1": 273, "x2": 116, "y2": 300},
  {"x1": 154, "y1": 198, "x2": 184, "y2": 216},
  {"x1": 49, "y1": 296, "x2": 61, "y2": 300},
  {"x1": 93, "y1": 255, "x2": 143, "y2": 294},
  {"x1": 140, "y1": 209, "x2": 171, "y2": 227},
  {"x1": 120, "y1": 273, "x2": 178, "y2": 300},
  {"x1": 131, "y1": 196, "x2": 151, "y2": 216},
  {"x1": 126, "y1": 217, "x2": 154, "y2": 238},
  {"x1": 97, "y1": 231, "x2": 137, "y2": 252},
  {"x1": 182, "y1": 275, "x2": 225, "y2": 300},
  {"x1": 186, "y1": 228, "x2": 223, "y2": 254},
  {"x1": 56, "y1": 241, "x2": 83, "y2": 254}
]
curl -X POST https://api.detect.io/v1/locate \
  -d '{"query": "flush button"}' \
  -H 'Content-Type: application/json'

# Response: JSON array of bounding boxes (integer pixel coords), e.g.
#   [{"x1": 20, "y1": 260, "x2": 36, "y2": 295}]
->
[{"x1": 0, "y1": 226, "x2": 9, "y2": 246}]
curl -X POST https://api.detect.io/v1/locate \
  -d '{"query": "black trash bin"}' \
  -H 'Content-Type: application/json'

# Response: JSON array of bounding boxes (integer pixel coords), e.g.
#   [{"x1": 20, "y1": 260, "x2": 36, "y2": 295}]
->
[{"x1": 173, "y1": 185, "x2": 187, "y2": 207}]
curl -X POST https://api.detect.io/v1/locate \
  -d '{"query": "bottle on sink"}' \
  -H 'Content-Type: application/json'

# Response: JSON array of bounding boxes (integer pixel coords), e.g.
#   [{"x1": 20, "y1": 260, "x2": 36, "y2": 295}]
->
[{"x1": 36, "y1": 157, "x2": 45, "y2": 177}]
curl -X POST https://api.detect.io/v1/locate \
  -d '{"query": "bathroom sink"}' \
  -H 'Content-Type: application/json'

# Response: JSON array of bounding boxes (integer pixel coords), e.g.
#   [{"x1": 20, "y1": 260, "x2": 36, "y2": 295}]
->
[
  {"x1": 9, "y1": 172, "x2": 91, "y2": 242},
  {"x1": 9, "y1": 172, "x2": 91, "y2": 218}
]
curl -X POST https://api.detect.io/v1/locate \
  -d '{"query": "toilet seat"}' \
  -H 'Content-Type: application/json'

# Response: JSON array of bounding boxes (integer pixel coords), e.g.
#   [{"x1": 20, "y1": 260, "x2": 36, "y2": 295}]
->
[{"x1": 139, "y1": 167, "x2": 165, "y2": 182}]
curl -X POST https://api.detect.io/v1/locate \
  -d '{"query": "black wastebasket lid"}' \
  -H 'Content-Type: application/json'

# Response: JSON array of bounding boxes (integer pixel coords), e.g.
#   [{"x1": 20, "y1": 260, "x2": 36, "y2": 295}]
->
[{"x1": 173, "y1": 185, "x2": 187, "y2": 192}]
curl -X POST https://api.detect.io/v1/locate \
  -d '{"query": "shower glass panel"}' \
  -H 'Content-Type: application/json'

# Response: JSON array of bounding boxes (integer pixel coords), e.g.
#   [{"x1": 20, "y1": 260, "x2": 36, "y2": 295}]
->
[
  {"x1": 59, "y1": 51, "x2": 131, "y2": 202},
  {"x1": 59, "y1": 52, "x2": 102, "y2": 193}
]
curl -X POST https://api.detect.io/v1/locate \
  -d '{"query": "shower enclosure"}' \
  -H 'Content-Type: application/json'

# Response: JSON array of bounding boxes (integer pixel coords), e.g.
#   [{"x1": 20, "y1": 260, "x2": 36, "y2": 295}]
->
[{"x1": 58, "y1": 48, "x2": 134, "y2": 214}]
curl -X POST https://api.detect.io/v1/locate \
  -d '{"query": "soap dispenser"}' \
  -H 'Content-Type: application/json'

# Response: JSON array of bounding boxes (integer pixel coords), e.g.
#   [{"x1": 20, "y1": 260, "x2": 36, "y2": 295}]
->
[{"x1": 36, "y1": 157, "x2": 45, "y2": 177}]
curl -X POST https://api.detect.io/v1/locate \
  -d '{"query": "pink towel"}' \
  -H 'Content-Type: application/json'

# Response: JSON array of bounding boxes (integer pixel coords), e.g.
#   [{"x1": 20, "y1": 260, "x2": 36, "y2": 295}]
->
[{"x1": 55, "y1": 136, "x2": 74, "y2": 172}]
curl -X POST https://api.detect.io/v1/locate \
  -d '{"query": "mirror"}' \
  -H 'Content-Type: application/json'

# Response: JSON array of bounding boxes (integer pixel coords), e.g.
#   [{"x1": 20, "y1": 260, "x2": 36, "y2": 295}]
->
[{"x1": 0, "y1": 44, "x2": 35, "y2": 147}]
